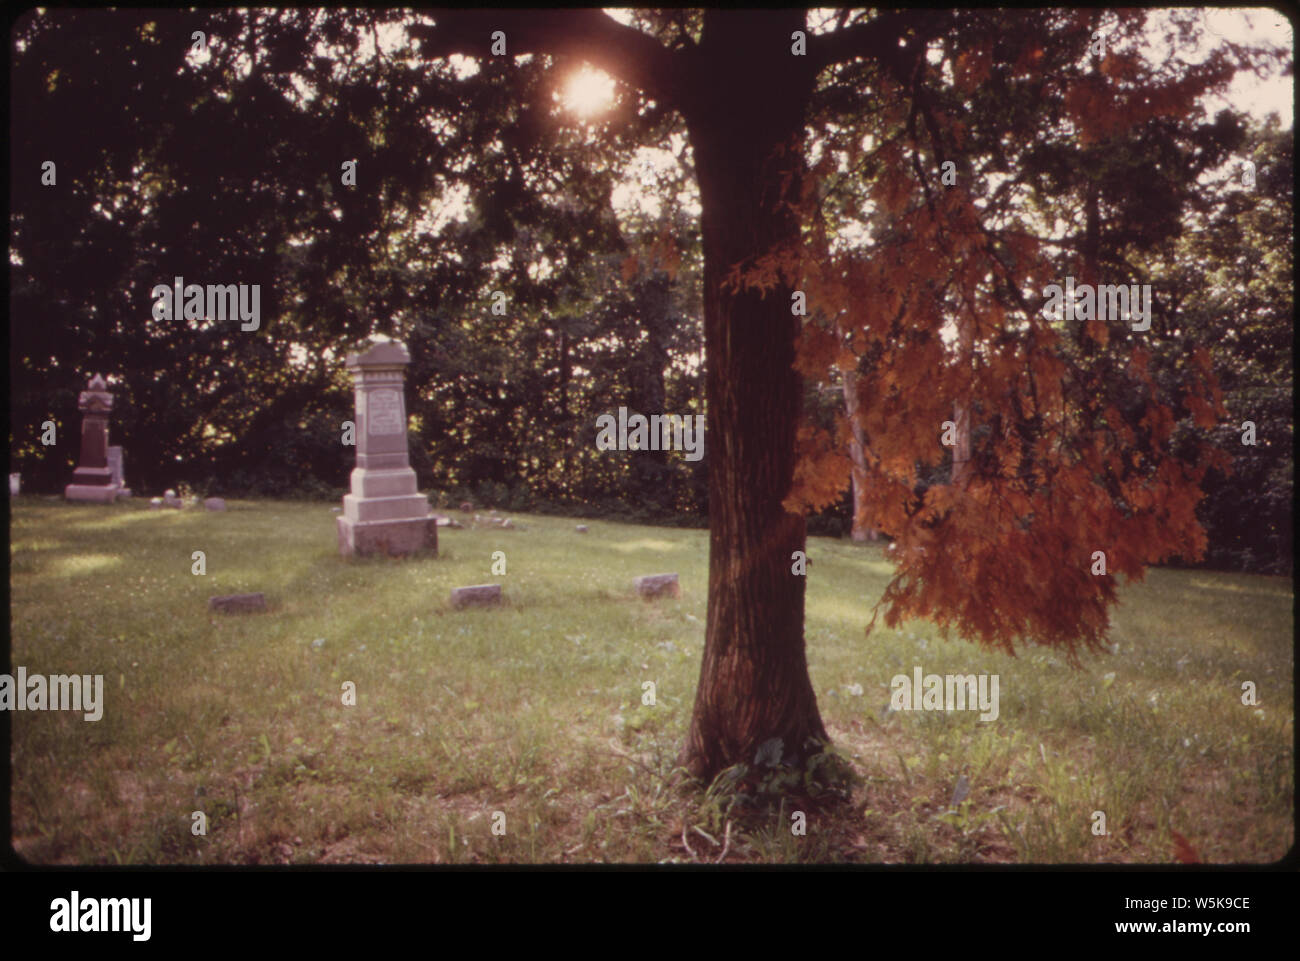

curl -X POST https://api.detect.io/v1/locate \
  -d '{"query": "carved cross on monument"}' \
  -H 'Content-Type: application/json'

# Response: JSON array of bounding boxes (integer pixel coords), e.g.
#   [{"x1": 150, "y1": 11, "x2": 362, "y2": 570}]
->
[{"x1": 336, "y1": 340, "x2": 437, "y2": 557}]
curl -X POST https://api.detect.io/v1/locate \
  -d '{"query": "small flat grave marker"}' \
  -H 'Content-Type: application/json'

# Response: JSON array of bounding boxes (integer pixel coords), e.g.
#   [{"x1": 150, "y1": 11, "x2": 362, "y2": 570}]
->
[
  {"x1": 451, "y1": 584, "x2": 502, "y2": 609},
  {"x1": 209, "y1": 592, "x2": 267, "y2": 614},
  {"x1": 634, "y1": 573, "x2": 680, "y2": 599}
]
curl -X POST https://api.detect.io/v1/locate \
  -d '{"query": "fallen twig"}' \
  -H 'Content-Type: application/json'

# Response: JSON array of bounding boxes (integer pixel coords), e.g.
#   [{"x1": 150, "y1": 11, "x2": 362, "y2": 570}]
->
[
  {"x1": 692, "y1": 824, "x2": 718, "y2": 846},
  {"x1": 715, "y1": 820, "x2": 732, "y2": 863}
]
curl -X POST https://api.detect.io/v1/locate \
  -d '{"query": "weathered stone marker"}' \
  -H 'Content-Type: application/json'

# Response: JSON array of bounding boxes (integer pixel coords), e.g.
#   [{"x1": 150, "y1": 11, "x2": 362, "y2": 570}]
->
[
  {"x1": 450, "y1": 584, "x2": 503, "y2": 609},
  {"x1": 204, "y1": 497, "x2": 227, "y2": 511},
  {"x1": 65, "y1": 374, "x2": 124, "y2": 504},
  {"x1": 634, "y1": 573, "x2": 680, "y2": 599},
  {"x1": 337, "y1": 340, "x2": 436, "y2": 557},
  {"x1": 106, "y1": 446, "x2": 132, "y2": 499},
  {"x1": 9, "y1": 473, "x2": 19, "y2": 496},
  {"x1": 107, "y1": 446, "x2": 123, "y2": 486},
  {"x1": 575, "y1": 524, "x2": 588, "y2": 533},
  {"x1": 209, "y1": 592, "x2": 267, "y2": 613}
]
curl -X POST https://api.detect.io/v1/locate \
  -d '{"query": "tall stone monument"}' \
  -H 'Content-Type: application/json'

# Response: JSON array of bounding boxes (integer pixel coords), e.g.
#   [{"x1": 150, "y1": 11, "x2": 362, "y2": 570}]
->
[
  {"x1": 337, "y1": 340, "x2": 436, "y2": 557},
  {"x1": 65, "y1": 374, "x2": 124, "y2": 504}
]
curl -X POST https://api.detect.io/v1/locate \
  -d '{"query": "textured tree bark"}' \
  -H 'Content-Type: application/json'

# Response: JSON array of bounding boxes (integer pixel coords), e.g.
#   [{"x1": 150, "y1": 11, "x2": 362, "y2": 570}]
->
[
  {"x1": 841, "y1": 364, "x2": 879, "y2": 541},
  {"x1": 558, "y1": 327, "x2": 571, "y2": 491},
  {"x1": 952, "y1": 313, "x2": 974, "y2": 487},
  {"x1": 679, "y1": 10, "x2": 828, "y2": 783},
  {"x1": 629, "y1": 277, "x2": 672, "y2": 500}
]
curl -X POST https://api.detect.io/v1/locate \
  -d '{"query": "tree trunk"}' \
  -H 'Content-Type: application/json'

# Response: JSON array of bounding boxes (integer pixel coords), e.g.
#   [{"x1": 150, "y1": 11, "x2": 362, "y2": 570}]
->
[
  {"x1": 680, "y1": 11, "x2": 827, "y2": 783},
  {"x1": 952, "y1": 313, "x2": 974, "y2": 486},
  {"x1": 841, "y1": 364, "x2": 879, "y2": 541},
  {"x1": 558, "y1": 326, "x2": 571, "y2": 492},
  {"x1": 629, "y1": 276, "x2": 672, "y2": 505}
]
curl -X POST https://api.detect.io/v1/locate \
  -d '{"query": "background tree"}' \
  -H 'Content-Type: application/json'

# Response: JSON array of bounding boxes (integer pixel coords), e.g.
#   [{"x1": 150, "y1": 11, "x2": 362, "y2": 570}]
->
[{"x1": 1151, "y1": 116, "x2": 1293, "y2": 574}]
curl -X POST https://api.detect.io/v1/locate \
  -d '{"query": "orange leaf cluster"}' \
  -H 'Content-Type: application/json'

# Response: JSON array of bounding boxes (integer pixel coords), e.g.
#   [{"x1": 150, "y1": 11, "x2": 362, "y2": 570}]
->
[
  {"x1": 1062, "y1": 46, "x2": 1238, "y2": 144},
  {"x1": 783, "y1": 423, "x2": 852, "y2": 516},
  {"x1": 730, "y1": 38, "x2": 1232, "y2": 658}
]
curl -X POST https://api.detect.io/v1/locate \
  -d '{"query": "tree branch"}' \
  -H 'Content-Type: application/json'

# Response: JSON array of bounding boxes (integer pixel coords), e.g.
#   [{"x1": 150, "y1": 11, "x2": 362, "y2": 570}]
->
[
  {"x1": 408, "y1": 10, "x2": 684, "y2": 112},
  {"x1": 808, "y1": 9, "x2": 954, "y2": 77}
]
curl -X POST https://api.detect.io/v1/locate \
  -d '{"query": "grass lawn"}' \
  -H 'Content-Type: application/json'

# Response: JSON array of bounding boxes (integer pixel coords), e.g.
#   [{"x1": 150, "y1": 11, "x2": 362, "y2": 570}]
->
[{"x1": 7, "y1": 496, "x2": 1293, "y2": 864}]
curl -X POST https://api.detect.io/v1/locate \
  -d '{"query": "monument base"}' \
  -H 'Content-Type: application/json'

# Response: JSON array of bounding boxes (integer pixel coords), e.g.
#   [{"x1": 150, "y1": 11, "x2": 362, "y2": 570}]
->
[
  {"x1": 65, "y1": 484, "x2": 122, "y2": 504},
  {"x1": 337, "y1": 515, "x2": 437, "y2": 558}
]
